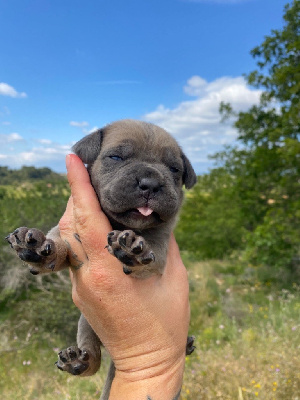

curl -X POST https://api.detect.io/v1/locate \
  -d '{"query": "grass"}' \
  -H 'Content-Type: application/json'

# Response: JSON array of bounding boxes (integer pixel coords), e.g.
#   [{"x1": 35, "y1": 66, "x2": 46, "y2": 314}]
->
[
  {"x1": 0, "y1": 330, "x2": 109, "y2": 399},
  {"x1": 182, "y1": 256, "x2": 300, "y2": 399},
  {"x1": 0, "y1": 257, "x2": 299, "y2": 399}
]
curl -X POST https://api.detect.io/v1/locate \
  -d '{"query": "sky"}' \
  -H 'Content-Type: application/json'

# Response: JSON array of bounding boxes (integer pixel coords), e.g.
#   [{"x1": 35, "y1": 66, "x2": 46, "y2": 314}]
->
[{"x1": 0, "y1": 0, "x2": 288, "y2": 174}]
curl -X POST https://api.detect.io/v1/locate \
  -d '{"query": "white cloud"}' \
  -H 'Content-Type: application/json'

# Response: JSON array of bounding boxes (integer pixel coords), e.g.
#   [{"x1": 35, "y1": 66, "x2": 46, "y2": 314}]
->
[
  {"x1": 144, "y1": 75, "x2": 261, "y2": 172},
  {"x1": 0, "y1": 83, "x2": 27, "y2": 98},
  {"x1": 184, "y1": 76, "x2": 207, "y2": 96},
  {"x1": 0, "y1": 133, "x2": 24, "y2": 144},
  {"x1": 0, "y1": 135, "x2": 71, "y2": 172},
  {"x1": 70, "y1": 121, "x2": 89, "y2": 128},
  {"x1": 18, "y1": 144, "x2": 70, "y2": 162},
  {"x1": 37, "y1": 138, "x2": 53, "y2": 145},
  {"x1": 0, "y1": 75, "x2": 261, "y2": 174}
]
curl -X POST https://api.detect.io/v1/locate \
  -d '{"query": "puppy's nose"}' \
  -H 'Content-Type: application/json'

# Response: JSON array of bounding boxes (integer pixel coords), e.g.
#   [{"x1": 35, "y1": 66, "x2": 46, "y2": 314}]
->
[{"x1": 138, "y1": 178, "x2": 161, "y2": 196}]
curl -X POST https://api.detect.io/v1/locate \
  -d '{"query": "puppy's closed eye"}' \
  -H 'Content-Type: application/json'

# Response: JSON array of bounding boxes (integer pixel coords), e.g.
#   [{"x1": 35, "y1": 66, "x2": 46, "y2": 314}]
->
[
  {"x1": 169, "y1": 166, "x2": 179, "y2": 173},
  {"x1": 109, "y1": 155, "x2": 123, "y2": 161}
]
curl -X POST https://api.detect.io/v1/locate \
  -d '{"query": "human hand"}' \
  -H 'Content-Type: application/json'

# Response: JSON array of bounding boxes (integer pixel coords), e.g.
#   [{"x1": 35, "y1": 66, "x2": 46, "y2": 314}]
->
[{"x1": 59, "y1": 154, "x2": 190, "y2": 399}]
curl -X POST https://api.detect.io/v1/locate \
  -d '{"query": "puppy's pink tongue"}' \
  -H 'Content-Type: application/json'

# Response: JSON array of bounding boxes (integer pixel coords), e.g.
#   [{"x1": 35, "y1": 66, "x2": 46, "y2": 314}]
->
[{"x1": 137, "y1": 207, "x2": 153, "y2": 217}]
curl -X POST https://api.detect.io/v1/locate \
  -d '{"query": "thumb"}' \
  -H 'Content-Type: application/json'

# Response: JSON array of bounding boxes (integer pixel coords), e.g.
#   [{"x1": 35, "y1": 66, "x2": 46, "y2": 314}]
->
[{"x1": 65, "y1": 154, "x2": 112, "y2": 255}]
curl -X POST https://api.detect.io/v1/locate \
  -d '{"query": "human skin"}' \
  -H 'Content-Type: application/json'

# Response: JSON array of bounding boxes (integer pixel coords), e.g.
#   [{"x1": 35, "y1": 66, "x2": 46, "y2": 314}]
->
[{"x1": 59, "y1": 154, "x2": 190, "y2": 399}]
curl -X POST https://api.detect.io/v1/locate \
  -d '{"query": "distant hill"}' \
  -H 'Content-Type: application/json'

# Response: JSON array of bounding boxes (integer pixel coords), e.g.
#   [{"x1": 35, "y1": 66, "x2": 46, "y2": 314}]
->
[{"x1": 0, "y1": 166, "x2": 66, "y2": 185}]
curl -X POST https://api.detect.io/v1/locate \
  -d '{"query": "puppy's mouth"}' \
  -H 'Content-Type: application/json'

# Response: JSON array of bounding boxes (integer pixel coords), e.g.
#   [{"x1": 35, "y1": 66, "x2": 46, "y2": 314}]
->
[
  {"x1": 122, "y1": 207, "x2": 162, "y2": 221},
  {"x1": 107, "y1": 206, "x2": 163, "y2": 227},
  {"x1": 136, "y1": 207, "x2": 154, "y2": 217}
]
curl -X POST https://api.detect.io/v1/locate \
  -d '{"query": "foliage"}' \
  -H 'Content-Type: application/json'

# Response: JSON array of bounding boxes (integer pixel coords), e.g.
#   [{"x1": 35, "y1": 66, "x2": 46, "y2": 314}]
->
[
  {"x1": 178, "y1": 0, "x2": 300, "y2": 268},
  {"x1": 2, "y1": 288, "x2": 80, "y2": 344},
  {"x1": 182, "y1": 257, "x2": 300, "y2": 400},
  {"x1": 0, "y1": 169, "x2": 70, "y2": 295},
  {"x1": 0, "y1": 166, "x2": 65, "y2": 185},
  {"x1": 176, "y1": 170, "x2": 245, "y2": 259}
]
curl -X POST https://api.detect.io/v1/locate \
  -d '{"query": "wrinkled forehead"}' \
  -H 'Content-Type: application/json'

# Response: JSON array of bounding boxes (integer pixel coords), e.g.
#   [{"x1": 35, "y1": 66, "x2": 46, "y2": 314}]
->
[{"x1": 102, "y1": 120, "x2": 181, "y2": 158}]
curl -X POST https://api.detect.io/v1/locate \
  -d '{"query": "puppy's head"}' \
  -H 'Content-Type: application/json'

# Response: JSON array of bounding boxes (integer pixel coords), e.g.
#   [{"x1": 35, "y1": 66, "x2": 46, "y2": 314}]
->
[{"x1": 72, "y1": 120, "x2": 196, "y2": 230}]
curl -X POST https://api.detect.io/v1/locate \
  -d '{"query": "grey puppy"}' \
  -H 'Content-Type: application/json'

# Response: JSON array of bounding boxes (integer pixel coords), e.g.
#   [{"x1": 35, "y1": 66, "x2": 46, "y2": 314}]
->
[{"x1": 6, "y1": 119, "x2": 197, "y2": 399}]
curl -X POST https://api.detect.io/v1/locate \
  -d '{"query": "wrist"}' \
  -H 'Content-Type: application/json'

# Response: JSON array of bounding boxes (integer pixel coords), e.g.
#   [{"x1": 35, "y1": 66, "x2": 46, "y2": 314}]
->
[{"x1": 109, "y1": 353, "x2": 185, "y2": 400}]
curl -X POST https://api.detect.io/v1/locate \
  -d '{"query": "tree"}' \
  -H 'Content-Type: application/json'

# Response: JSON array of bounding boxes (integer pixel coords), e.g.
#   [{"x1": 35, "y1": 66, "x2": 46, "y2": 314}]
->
[
  {"x1": 176, "y1": 170, "x2": 245, "y2": 259},
  {"x1": 218, "y1": 0, "x2": 300, "y2": 267},
  {"x1": 177, "y1": 1, "x2": 300, "y2": 268}
]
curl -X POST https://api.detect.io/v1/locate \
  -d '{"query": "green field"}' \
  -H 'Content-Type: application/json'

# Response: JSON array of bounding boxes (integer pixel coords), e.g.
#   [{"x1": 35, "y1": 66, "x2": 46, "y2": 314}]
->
[
  {"x1": 182, "y1": 256, "x2": 300, "y2": 399},
  {"x1": 0, "y1": 166, "x2": 299, "y2": 399},
  {"x1": 0, "y1": 253, "x2": 299, "y2": 399}
]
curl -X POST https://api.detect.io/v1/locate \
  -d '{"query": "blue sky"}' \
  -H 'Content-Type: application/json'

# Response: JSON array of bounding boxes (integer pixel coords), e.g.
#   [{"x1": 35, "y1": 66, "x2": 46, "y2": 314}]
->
[{"x1": 0, "y1": 0, "x2": 288, "y2": 174}]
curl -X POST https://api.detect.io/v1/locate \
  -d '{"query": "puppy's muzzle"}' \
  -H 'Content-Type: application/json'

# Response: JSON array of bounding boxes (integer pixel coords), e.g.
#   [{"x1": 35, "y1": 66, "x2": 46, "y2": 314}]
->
[{"x1": 138, "y1": 177, "x2": 162, "y2": 199}]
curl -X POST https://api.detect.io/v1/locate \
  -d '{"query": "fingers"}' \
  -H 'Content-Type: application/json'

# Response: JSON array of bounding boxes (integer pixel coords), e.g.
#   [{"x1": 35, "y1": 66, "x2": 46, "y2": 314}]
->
[{"x1": 65, "y1": 154, "x2": 112, "y2": 255}]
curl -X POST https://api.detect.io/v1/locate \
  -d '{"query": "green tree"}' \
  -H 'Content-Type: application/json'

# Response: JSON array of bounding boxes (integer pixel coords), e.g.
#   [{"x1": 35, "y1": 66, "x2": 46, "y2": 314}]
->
[
  {"x1": 177, "y1": 1, "x2": 300, "y2": 267},
  {"x1": 176, "y1": 169, "x2": 245, "y2": 259},
  {"x1": 219, "y1": 0, "x2": 300, "y2": 267},
  {"x1": 0, "y1": 166, "x2": 64, "y2": 185}
]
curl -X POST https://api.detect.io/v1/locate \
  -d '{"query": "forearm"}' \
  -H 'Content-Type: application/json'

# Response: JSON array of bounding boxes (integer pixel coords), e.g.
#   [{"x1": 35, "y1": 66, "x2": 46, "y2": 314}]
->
[{"x1": 109, "y1": 357, "x2": 185, "y2": 400}]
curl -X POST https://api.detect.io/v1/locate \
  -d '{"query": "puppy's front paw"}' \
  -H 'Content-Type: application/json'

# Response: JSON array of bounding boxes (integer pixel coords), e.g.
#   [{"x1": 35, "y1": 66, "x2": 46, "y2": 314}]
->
[
  {"x1": 55, "y1": 346, "x2": 90, "y2": 376},
  {"x1": 106, "y1": 230, "x2": 155, "y2": 274},
  {"x1": 5, "y1": 227, "x2": 57, "y2": 274}
]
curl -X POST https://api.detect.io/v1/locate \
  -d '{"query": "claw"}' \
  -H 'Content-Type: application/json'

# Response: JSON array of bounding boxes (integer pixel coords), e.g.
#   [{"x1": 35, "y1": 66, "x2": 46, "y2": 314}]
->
[
  {"x1": 41, "y1": 244, "x2": 51, "y2": 256},
  {"x1": 55, "y1": 361, "x2": 64, "y2": 371},
  {"x1": 141, "y1": 252, "x2": 155, "y2": 265},
  {"x1": 29, "y1": 269, "x2": 39, "y2": 275},
  {"x1": 119, "y1": 232, "x2": 129, "y2": 247},
  {"x1": 50, "y1": 263, "x2": 55, "y2": 271},
  {"x1": 5, "y1": 235, "x2": 11, "y2": 244},
  {"x1": 26, "y1": 232, "x2": 37, "y2": 244},
  {"x1": 186, "y1": 336, "x2": 196, "y2": 355},
  {"x1": 132, "y1": 241, "x2": 143, "y2": 254},
  {"x1": 59, "y1": 353, "x2": 67, "y2": 363},
  {"x1": 81, "y1": 350, "x2": 89, "y2": 361},
  {"x1": 123, "y1": 266, "x2": 132, "y2": 275},
  {"x1": 107, "y1": 232, "x2": 114, "y2": 246},
  {"x1": 14, "y1": 234, "x2": 21, "y2": 244}
]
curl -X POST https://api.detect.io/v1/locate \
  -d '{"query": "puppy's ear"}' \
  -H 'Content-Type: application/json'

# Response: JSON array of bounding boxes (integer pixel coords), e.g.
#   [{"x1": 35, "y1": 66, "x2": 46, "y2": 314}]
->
[
  {"x1": 72, "y1": 129, "x2": 103, "y2": 164},
  {"x1": 181, "y1": 152, "x2": 197, "y2": 189}
]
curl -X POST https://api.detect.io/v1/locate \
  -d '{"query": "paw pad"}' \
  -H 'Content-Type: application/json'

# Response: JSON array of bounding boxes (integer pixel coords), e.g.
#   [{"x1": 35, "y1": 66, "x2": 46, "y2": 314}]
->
[
  {"x1": 106, "y1": 230, "x2": 156, "y2": 272},
  {"x1": 55, "y1": 346, "x2": 90, "y2": 376},
  {"x1": 5, "y1": 226, "x2": 57, "y2": 273},
  {"x1": 186, "y1": 335, "x2": 196, "y2": 356}
]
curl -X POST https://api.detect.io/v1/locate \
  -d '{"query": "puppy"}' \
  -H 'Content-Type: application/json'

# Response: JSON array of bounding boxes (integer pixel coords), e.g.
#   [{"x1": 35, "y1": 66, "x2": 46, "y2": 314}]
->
[{"x1": 6, "y1": 120, "x2": 197, "y2": 399}]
